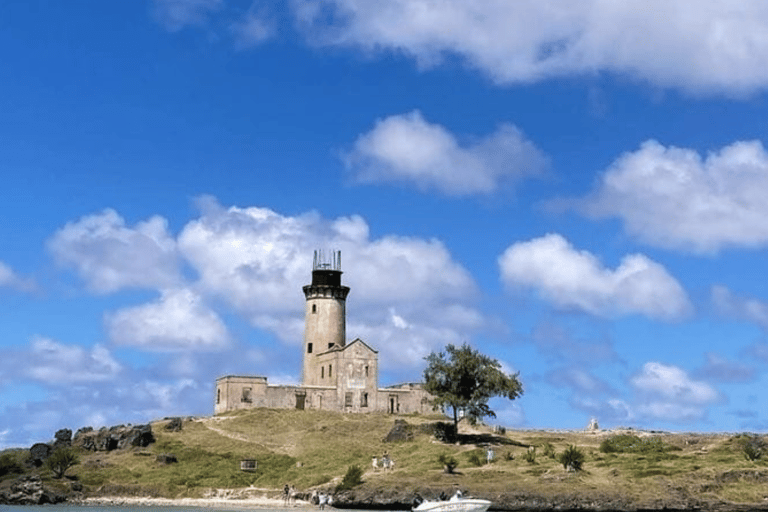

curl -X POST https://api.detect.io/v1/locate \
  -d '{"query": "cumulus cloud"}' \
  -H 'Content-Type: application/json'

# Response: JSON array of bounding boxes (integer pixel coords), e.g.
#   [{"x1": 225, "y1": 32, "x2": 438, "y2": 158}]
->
[
  {"x1": 711, "y1": 285, "x2": 768, "y2": 329},
  {"x1": 152, "y1": 0, "x2": 223, "y2": 31},
  {"x1": 294, "y1": 0, "x2": 768, "y2": 95},
  {"x1": 582, "y1": 140, "x2": 768, "y2": 254},
  {"x1": 0, "y1": 261, "x2": 34, "y2": 292},
  {"x1": 547, "y1": 367, "x2": 616, "y2": 395},
  {"x1": 106, "y1": 288, "x2": 230, "y2": 352},
  {"x1": 25, "y1": 337, "x2": 122, "y2": 384},
  {"x1": 176, "y1": 199, "x2": 480, "y2": 375},
  {"x1": 631, "y1": 361, "x2": 720, "y2": 421},
  {"x1": 231, "y1": 9, "x2": 276, "y2": 48},
  {"x1": 344, "y1": 110, "x2": 547, "y2": 196},
  {"x1": 48, "y1": 209, "x2": 180, "y2": 293},
  {"x1": 498, "y1": 233, "x2": 691, "y2": 319}
]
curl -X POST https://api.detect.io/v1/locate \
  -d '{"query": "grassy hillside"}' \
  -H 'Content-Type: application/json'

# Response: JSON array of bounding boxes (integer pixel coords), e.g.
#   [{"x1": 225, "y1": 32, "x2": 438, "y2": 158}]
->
[{"x1": 4, "y1": 409, "x2": 768, "y2": 508}]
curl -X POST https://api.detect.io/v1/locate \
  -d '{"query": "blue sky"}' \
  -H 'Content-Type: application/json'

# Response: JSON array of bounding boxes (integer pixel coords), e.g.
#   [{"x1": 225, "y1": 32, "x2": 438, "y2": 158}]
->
[{"x1": 3, "y1": 0, "x2": 768, "y2": 448}]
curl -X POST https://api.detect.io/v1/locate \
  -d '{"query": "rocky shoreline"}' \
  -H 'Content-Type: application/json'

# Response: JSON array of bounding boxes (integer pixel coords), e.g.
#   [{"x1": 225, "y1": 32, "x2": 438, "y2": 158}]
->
[{"x1": 5, "y1": 475, "x2": 768, "y2": 512}]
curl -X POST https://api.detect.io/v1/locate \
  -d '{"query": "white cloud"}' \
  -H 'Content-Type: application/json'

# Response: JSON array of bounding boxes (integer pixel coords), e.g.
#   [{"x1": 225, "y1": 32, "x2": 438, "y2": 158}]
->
[
  {"x1": 178, "y1": 199, "x2": 476, "y2": 311},
  {"x1": 0, "y1": 261, "x2": 34, "y2": 292},
  {"x1": 106, "y1": 288, "x2": 230, "y2": 352},
  {"x1": 498, "y1": 233, "x2": 691, "y2": 319},
  {"x1": 294, "y1": 0, "x2": 768, "y2": 95},
  {"x1": 231, "y1": 9, "x2": 276, "y2": 48},
  {"x1": 45, "y1": 199, "x2": 480, "y2": 375},
  {"x1": 48, "y1": 209, "x2": 180, "y2": 293},
  {"x1": 573, "y1": 362, "x2": 721, "y2": 425},
  {"x1": 0, "y1": 261, "x2": 18, "y2": 287},
  {"x1": 344, "y1": 110, "x2": 547, "y2": 196},
  {"x1": 547, "y1": 367, "x2": 615, "y2": 395},
  {"x1": 152, "y1": 0, "x2": 223, "y2": 32},
  {"x1": 711, "y1": 285, "x2": 768, "y2": 329},
  {"x1": 583, "y1": 140, "x2": 768, "y2": 253},
  {"x1": 633, "y1": 362, "x2": 718, "y2": 404},
  {"x1": 26, "y1": 337, "x2": 122, "y2": 384}
]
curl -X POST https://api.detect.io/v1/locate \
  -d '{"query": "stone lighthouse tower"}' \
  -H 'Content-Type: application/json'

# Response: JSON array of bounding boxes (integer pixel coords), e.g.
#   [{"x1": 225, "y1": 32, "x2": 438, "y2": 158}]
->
[{"x1": 301, "y1": 250, "x2": 350, "y2": 386}]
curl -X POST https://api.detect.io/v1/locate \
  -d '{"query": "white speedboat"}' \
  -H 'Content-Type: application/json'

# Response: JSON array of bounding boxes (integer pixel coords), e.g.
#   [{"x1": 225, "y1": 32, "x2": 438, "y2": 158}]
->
[{"x1": 412, "y1": 491, "x2": 491, "y2": 512}]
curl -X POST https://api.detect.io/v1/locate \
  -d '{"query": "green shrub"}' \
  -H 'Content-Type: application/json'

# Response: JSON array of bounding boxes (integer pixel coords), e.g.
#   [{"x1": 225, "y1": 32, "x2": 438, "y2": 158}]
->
[
  {"x1": 438, "y1": 454, "x2": 458, "y2": 473},
  {"x1": 336, "y1": 465, "x2": 363, "y2": 492},
  {"x1": 0, "y1": 452, "x2": 24, "y2": 479},
  {"x1": 541, "y1": 442, "x2": 556, "y2": 459},
  {"x1": 558, "y1": 445, "x2": 585, "y2": 471},
  {"x1": 599, "y1": 434, "x2": 668, "y2": 454},
  {"x1": 467, "y1": 450, "x2": 484, "y2": 467},
  {"x1": 740, "y1": 435, "x2": 764, "y2": 461},
  {"x1": 523, "y1": 447, "x2": 536, "y2": 464},
  {"x1": 46, "y1": 447, "x2": 79, "y2": 479}
]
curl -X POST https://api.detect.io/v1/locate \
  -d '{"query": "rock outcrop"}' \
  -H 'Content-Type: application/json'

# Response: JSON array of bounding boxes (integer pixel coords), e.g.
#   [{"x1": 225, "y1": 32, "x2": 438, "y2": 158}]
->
[
  {"x1": 73, "y1": 424, "x2": 154, "y2": 451},
  {"x1": 28, "y1": 443, "x2": 51, "y2": 466},
  {"x1": 54, "y1": 428, "x2": 72, "y2": 448},
  {"x1": 0, "y1": 475, "x2": 66, "y2": 505}
]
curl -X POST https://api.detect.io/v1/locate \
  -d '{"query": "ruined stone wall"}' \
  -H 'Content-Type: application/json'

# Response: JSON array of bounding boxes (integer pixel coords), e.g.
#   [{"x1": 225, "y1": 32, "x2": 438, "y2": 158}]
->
[
  {"x1": 215, "y1": 376, "x2": 268, "y2": 415},
  {"x1": 215, "y1": 375, "x2": 431, "y2": 415},
  {"x1": 376, "y1": 383, "x2": 433, "y2": 415}
]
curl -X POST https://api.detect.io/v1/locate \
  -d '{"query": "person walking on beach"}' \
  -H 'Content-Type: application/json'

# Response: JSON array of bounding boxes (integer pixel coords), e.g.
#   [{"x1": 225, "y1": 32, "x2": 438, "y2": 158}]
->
[{"x1": 284, "y1": 484, "x2": 291, "y2": 505}]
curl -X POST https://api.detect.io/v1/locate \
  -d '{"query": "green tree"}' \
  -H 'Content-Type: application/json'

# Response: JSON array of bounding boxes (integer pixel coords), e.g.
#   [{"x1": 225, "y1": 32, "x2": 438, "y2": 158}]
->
[
  {"x1": 423, "y1": 343, "x2": 523, "y2": 432},
  {"x1": 45, "y1": 447, "x2": 79, "y2": 479}
]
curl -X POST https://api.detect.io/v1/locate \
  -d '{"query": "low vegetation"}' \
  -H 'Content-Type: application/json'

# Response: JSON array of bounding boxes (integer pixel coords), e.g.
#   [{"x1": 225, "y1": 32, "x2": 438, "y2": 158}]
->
[{"x1": 4, "y1": 410, "x2": 768, "y2": 508}]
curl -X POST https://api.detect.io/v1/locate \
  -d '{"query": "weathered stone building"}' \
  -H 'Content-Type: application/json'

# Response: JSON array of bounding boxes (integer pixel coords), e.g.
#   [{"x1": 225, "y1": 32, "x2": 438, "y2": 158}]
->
[{"x1": 215, "y1": 251, "x2": 432, "y2": 415}]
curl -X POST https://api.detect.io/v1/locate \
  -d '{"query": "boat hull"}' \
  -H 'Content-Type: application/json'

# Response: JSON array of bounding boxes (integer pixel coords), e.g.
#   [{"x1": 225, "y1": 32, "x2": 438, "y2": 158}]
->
[{"x1": 413, "y1": 498, "x2": 492, "y2": 512}]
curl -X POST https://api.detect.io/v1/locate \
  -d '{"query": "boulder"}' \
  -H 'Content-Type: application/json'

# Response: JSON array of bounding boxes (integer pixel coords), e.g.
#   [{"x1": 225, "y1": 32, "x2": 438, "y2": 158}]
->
[
  {"x1": 164, "y1": 417, "x2": 183, "y2": 432},
  {"x1": 384, "y1": 419, "x2": 413, "y2": 443},
  {"x1": 54, "y1": 428, "x2": 72, "y2": 448},
  {"x1": 28, "y1": 443, "x2": 51, "y2": 466},
  {"x1": 73, "y1": 424, "x2": 154, "y2": 451},
  {"x1": 0, "y1": 475, "x2": 65, "y2": 505},
  {"x1": 156, "y1": 453, "x2": 178, "y2": 464}
]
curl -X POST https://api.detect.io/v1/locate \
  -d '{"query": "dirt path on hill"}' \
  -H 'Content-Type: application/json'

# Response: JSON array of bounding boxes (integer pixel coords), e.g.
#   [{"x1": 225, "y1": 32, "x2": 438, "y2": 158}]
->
[{"x1": 196, "y1": 417, "x2": 299, "y2": 455}]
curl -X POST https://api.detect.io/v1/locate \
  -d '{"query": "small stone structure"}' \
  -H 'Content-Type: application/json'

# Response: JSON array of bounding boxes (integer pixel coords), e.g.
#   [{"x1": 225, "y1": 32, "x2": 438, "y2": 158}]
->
[
  {"x1": 240, "y1": 459, "x2": 257, "y2": 471},
  {"x1": 215, "y1": 251, "x2": 432, "y2": 415}
]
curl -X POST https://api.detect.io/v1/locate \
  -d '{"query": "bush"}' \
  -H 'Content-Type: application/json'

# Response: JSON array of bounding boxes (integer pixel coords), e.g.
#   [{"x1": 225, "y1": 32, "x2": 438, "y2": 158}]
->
[
  {"x1": 558, "y1": 445, "x2": 585, "y2": 471},
  {"x1": 438, "y1": 454, "x2": 458, "y2": 473},
  {"x1": 336, "y1": 465, "x2": 364, "y2": 492},
  {"x1": 467, "y1": 451, "x2": 483, "y2": 467},
  {"x1": 523, "y1": 447, "x2": 536, "y2": 464},
  {"x1": 599, "y1": 434, "x2": 667, "y2": 454},
  {"x1": 0, "y1": 452, "x2": 24, "y2": 479},
  {"x1": 740, "y1": 435, "x2": 764, "y2": 461},
  {"x1": 433, "y1": 422, "x2": 458, "y2": 444},
  {"x1": 541, "y1": 442, "x2": 556, "y2": 459},
  {"x1": 46, "y1": 447, "x2": 79, "y2": 479}
]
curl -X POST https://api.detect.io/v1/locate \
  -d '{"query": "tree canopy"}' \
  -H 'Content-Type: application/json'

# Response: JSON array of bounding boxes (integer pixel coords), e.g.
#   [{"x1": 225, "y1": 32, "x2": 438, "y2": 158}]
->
[{"x1": 423, "y1": 343, "x2": 523, "y2": 431}]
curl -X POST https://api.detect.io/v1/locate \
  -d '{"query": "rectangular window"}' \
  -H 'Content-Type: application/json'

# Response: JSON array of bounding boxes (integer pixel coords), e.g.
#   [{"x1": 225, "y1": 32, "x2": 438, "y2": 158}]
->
[
  {"x1": 329, "y1": 364, "x2": 332, "y2": 377},
  {"x1": 365, "y1": 365, "x2": 369, "y2": 377},
  {"x1": 321, "y1": 367, "x2": 324, "y2": 379},
  {"x1": 361, "y1": 392, "x2": 368, "y2": 407},
  {"x1": 307, "y1": 342, "x2": 313, "y2": 354},
  {"x1": 345, "y1": 392, "x2": 353, "y2": 407},
  {"x1": 312, "y1": 304, "x2": 317, "y2": 313},
  {"x1": 241, "y1": 388, "x2": 252, "y2": 403}
]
